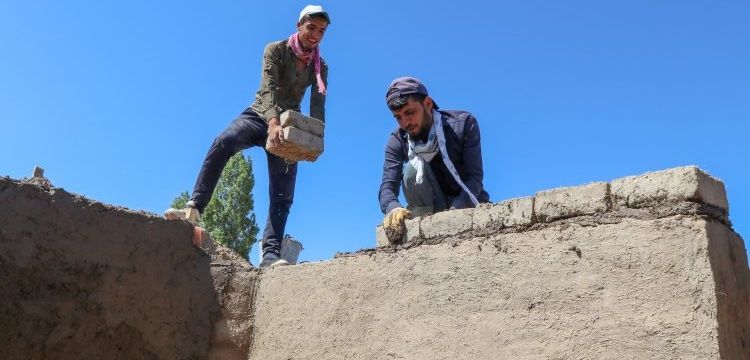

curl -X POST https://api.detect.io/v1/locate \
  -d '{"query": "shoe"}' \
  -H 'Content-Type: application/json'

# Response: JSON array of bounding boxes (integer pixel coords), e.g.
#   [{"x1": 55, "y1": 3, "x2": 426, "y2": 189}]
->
[
  {"x1": 259, "y1": 252, "x2": 289, "y2": 268},
  {"x1": 164, "y1": 200, "x2": 201, "y2": 224}
]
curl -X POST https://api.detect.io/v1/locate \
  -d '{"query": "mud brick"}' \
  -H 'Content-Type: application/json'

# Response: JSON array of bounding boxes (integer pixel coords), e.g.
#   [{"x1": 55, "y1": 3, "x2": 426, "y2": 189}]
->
[
  {"x1": 473, "y1": 196, "x2": 534, "y2": 231},
  {"x1": 421, "y1": 208, "x2": 473, "y2": 239},
  {"x1": 610, "y1": 166, "x2": 728, "y2": 211},
  {"x1": 280, "y1": 110, "x2": 324, "y2": 138},
  {"x1": 266, "y1": 127, "x2": 324, "y2": 162},
  {"x1": 534, "y1": 182, "x2": 609, "y2": 222}
]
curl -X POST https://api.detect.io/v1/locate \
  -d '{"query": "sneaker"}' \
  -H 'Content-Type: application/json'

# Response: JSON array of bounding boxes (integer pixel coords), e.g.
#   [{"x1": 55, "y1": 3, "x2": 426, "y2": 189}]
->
[
  {"x1": 164, "y1": 200, "x2": 201, "y2": 224},
  {"x1": 259, "y1": 252, "x2": 289, "y2": 268}
]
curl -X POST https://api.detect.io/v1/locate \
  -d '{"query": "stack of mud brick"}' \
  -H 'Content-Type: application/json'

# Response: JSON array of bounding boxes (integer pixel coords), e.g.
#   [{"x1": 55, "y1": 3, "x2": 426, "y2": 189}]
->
[
  {"x1": 266, "y1": 110, "x2": 324, "y2": 162},
  {"x1": 376, "y1": 166, "x2": 731, "y2": 247}
]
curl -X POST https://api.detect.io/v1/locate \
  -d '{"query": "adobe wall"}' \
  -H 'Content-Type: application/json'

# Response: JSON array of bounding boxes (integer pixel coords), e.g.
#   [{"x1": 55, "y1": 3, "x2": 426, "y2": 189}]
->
[
  {"x1": 1, "y1": 166, "x2": 748, "y2": 359},
  {"x1": 251, "y1": 167, "x2": 749, "y2": 359},
  {"x1": 0, "y1": 177, "x2": 256, "y2": 360}
]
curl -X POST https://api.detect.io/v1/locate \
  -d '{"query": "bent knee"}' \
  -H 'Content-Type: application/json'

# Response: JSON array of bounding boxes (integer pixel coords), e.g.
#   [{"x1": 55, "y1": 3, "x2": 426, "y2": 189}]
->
[{"x1": 213, "y1": 133, "x2": 235, "y2": 149}]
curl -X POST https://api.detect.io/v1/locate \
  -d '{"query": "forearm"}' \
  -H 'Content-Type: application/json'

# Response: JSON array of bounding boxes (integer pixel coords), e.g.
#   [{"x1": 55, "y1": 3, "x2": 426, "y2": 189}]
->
[
  {"x1": 379, "y1": 188, "x2": 403, "y2": 214},
  {"x1": 310, "y1": 63, "x2": 327, "y2": 122},
  {"x1": 379, "y1": 136, "x2": 405, "y2": 214},
  {"x1": 379, "y1": 171, "x2": 402, "y2": 214},
  {"x1": 310, "y1": 92, "x2": 325, "y2": 122}
]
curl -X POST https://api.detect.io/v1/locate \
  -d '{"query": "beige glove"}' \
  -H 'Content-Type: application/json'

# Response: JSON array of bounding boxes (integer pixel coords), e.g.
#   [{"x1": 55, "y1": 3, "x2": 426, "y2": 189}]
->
[{"x1": 383, "y1": 207, "x2": 412, "y2": 244}]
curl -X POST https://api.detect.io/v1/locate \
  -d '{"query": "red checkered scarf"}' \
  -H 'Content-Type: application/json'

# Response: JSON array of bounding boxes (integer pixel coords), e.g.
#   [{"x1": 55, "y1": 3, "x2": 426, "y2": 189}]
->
[{"x1": 287, "y1": 32, "x2": 326, "y2": 95}]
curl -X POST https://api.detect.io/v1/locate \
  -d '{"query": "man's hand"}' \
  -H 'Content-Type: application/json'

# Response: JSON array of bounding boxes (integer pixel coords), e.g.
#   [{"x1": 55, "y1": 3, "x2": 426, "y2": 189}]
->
[
  {"x1": 383, "y1": 207, "x2": 412, "y2": 244},
  {"x1": 384, "y1": 207, "x2": 412, "y2": 228},
  {"x1": 267, "y1": 117, "x2": 284, "y2": 148}
]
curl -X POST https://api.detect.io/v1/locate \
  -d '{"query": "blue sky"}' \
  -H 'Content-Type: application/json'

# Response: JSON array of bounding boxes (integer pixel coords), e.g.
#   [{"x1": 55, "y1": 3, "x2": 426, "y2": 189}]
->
[{"x1": 2, "y1": 1, "x2": 748, "y2": 264}]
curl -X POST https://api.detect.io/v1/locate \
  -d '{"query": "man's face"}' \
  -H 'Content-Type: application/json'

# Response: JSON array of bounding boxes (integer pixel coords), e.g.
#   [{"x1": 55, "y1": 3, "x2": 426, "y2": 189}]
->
[
  {"x1": 297, "y1": 17, "x2": 328, "y2": 49},
  {"x1": 391, "y1": 97, "x2": 434, "y2": 138}
]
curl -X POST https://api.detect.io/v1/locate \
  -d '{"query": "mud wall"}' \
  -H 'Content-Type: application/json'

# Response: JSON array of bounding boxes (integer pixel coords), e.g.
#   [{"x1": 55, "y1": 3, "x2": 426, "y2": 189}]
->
[
  {"x1": 251, "y1": 167, "x2": 749, "y2": 360},
  {"x1": 0, "y1": 177, "x2": 255, "y2": 360},
  {"x1": 1, "y1": 166, "x2": 748, "y2": 360}
]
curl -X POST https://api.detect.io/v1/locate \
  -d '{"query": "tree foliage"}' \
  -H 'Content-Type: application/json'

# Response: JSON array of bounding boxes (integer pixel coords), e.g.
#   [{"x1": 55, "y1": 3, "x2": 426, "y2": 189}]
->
[{"x1": 171, "y1": 153, "x2": 260, "y2": 259}]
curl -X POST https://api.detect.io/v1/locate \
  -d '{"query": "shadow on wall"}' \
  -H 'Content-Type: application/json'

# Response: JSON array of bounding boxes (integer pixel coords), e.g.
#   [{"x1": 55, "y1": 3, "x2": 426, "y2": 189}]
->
[{"x1": 0, "y1": 177, "x2": 256, "y2": 360}]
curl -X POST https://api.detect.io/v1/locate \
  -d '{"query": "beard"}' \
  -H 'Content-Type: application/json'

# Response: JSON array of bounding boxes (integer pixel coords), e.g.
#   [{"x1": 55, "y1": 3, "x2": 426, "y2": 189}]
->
[{"x1": 408, "y1": 106, "x2": 433, "y2": 139}]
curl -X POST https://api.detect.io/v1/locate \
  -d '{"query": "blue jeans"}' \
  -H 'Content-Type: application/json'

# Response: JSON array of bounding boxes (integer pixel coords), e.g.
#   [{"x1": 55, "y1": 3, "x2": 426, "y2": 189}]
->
[
  {"x1": 190, "y1": 108, "x2": 296, "y2": 257},
  {"x1": 402, "y1": 161, "x2": 448, "y2": 217}
]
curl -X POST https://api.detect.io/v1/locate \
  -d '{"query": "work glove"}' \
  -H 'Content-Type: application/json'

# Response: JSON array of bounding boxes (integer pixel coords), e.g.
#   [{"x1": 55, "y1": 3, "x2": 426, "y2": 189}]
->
[{"x1": 383, "y1": 207, "x2": 412, "y2": 244}]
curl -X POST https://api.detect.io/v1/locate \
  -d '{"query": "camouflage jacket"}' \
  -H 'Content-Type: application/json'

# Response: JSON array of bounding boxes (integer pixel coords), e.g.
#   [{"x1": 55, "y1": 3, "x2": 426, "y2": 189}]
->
[{"x1": 250, "y1": 39, "x2": 328, "y2": 123}]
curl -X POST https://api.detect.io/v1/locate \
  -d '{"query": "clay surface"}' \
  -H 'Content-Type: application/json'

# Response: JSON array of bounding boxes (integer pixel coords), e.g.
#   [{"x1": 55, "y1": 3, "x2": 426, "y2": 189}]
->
[
  {"x1": 253, "y1": 215, "x2": 749, "y2": 360},
  {"x1": 2, "y1": 166, "x2": 747, "y2": 360},
  {"x1": 0, "y1": 178, "x2": 256, "y2": 360}
]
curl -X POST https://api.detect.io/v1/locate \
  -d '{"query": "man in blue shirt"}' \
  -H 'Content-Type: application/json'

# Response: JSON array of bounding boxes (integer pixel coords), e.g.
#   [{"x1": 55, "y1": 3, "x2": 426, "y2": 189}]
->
[{"x1": 379, "y1": 77, "x2": 490, "y2": 242}]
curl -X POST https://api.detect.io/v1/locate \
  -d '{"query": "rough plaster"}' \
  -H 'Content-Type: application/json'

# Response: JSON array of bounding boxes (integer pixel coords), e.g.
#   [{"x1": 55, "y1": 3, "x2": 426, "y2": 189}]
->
[
  {"x1": 1, "y1": 165, "x2": 748, "y2": 360},
  {"x1": 0, "y1": 178, "x2": 255, "y2": 360},
  {"x1": 253, "y1": 216, "x2": 749, "y2": 359}
]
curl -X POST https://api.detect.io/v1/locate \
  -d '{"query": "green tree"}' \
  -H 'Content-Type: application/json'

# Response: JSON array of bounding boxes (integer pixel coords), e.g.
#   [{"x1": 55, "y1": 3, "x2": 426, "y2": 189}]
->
[{"x1": 171, "y1": 153, "x2": 260, "y2": 259}]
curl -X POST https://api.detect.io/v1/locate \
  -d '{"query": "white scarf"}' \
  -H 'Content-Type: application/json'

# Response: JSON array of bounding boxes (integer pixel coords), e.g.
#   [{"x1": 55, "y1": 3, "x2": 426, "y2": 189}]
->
[{"x1": 407, "y1": 124, "x2": 439, "y2": 184}]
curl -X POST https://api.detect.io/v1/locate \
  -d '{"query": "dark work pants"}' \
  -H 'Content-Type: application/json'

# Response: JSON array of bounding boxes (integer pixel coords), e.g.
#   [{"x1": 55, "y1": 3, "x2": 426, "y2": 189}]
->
[{"x1": 190, "y1": 108, "x2": 297, "y2": 257}]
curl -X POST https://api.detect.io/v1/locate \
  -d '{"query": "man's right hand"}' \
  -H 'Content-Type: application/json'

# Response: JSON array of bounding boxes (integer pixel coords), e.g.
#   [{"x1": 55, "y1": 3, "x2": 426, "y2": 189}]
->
[
  {"x1": 267, "y1": 117, "x2": 284, "y2": 148},
  {"x1": 383, "y1": 207, "x2": 412, "y2": 244}
]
